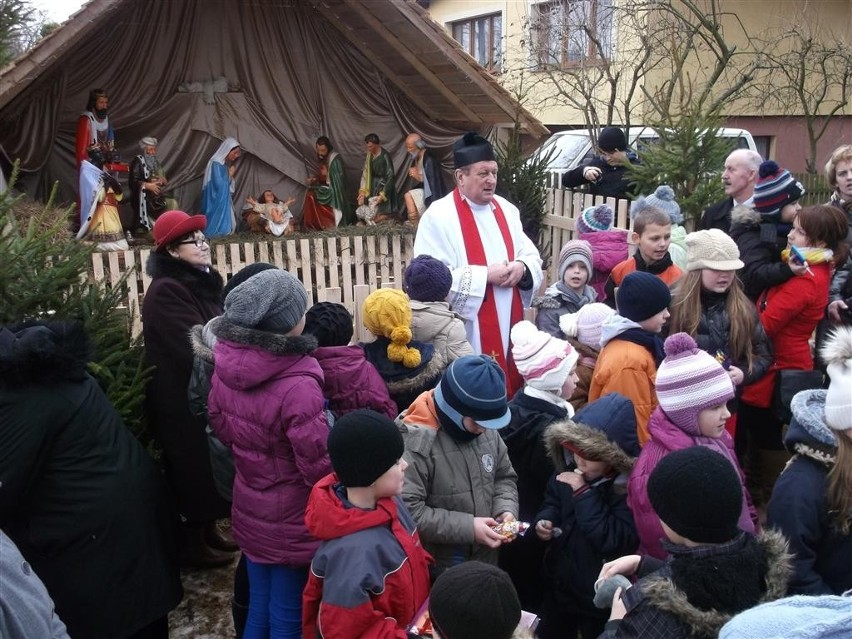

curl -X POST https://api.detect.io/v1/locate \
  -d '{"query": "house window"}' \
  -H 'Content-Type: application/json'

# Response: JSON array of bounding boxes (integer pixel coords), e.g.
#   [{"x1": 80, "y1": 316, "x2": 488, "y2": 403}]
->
[
  {"x1": 451, "y1": 13, "x2": 502, "y2": 73},
  {"x1": 532, "y1": 0, "x2": 614, "y2": 67}
]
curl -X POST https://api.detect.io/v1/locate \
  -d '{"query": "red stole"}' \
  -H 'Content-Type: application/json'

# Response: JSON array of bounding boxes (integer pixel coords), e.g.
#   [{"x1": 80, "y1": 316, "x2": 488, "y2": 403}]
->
[{"x1": 454, "y1": 188, "x2": 524, "y2": 396}]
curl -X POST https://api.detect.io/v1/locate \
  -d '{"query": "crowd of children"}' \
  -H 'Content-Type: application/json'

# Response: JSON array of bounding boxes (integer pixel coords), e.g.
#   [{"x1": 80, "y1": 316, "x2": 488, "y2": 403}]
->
[{"x1": 7, "y1": 162, "x2": 852, "y2": 639}]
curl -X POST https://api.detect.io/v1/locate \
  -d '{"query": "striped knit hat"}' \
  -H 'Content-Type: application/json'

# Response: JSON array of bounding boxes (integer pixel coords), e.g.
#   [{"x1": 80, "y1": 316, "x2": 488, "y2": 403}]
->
[
  {"x1": 558, "y1": 239, "x2": 593, "y2": 282},
  {"x1": 576, "y1": 204, "x2": 614, "y2": 233},
  {"x1": 511, "y1": 320, "x2": 578, "y2": 392},
  {"x1": 753, "y1": 160, "x2": 805, "y2": 217},
  {"x1": 655, "y1": 333, "x2": 735, "y2": 433}
]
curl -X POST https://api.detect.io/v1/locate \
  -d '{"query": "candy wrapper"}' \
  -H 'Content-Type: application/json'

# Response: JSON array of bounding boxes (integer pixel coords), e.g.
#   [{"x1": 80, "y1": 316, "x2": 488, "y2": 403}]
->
[
  {"x1": 491, "y1": 520, "x2": 530, "y2": 540},
  {"x1": 408, "y1": 599, "x2": 433, "y2": 636}
]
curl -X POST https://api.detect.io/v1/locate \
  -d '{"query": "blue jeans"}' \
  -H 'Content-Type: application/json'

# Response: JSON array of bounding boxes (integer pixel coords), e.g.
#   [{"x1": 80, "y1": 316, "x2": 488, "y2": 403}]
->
[{"x1": 244, "y1": 558, "x2": 307, "y2": 639}]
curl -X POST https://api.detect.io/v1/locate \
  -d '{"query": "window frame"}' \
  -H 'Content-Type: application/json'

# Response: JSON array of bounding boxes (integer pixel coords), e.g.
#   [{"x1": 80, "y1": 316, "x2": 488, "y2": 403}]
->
[
  {"x1": 450, "y1": 12, "x2": 503, "y2": 74},
  {"x1": 531, "y1": 0, "x2": 614, "y2": 69}
]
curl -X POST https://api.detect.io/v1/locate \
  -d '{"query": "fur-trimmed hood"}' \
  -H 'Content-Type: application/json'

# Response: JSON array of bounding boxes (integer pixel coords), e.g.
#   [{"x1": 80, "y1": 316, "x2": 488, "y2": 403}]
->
[
  {"x1": 0, "y1": 321, "x2": 92, "y2": 387},
  {"x1": 544, "y1": 392, "x2": 639, "y2": 474},
  {"x1": 145, "y1": 251, "x2": 223, "y2": 304},
  {"x1": 362, "y1": 337, "x2": 445, "y2": 393},
  {"x1": 641, "y1": 530, "x2": 792, "y2": 638},
  {"x1": 211, "y1": 316, "x2": 317, "y2": 356},
  {"x1": 730, "y1": 204, "x2": 762, "y2": 228},
  {"x1": 785, "y1": 390, "x2": 836, "y2": 466},
  {"x1": 189, "y1": 318, "x2": 219, "y2": 365}
]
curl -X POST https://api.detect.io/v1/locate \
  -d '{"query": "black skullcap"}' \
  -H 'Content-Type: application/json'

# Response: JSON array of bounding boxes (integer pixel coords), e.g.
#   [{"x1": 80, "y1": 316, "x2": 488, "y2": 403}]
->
[{"x1": 453, "y1": 132, "x2": 495, "y2": 169}]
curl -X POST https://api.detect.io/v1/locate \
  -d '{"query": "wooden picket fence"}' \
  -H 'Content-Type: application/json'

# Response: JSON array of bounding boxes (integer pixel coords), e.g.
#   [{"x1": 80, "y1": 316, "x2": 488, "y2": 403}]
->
[{"x1": 90, "y1": 191, "x2": 630, "y2": 340}]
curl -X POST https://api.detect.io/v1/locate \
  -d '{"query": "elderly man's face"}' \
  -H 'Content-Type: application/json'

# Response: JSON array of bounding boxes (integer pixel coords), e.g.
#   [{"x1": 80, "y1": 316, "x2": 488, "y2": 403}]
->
[
  {"x1": 458, "y1": 161, "x2": 498, "y2": 205},
  {"x1": 723, "y1": 152, "x2": 756, "y2": 200},
  {"x1": 143, "y1": 145, "x2": 157, "y2": 156}
]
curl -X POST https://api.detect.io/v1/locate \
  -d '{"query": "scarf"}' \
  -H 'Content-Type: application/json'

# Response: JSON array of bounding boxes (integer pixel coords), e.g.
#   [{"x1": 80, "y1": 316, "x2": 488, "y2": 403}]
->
[
  {"x1": 634, "y1": 250, "x2": 673, "y2": 275},
  {"x1": 780, "y1": 247, "x2": 834, "y2": 266},
  {"x1": 617, "y1": 327, "x2": 666, "y2": 366},
  {"x1": 454, "y1": 188, "x2": 524, "y2": 396}
]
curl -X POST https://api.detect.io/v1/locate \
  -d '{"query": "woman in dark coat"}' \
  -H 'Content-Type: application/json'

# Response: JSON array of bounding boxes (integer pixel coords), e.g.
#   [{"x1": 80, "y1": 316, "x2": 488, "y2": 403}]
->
[
  {"x1": 143, "y1": 209, "x2": 234, "y2": 567},
  {"x1": 0, "y1": 321, "x2": 183, "y2": 639}
]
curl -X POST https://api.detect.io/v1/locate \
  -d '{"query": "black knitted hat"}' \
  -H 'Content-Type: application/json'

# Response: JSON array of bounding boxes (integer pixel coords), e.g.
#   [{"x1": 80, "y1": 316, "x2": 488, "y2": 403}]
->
[
  {"x1": 597, "y1": 126, "x2": 627, "y2": 152},
  {"x1": 648, "y1": 446, "x2": 743, "y2": 544},
  {"x1": 303, "y1": 302, "x2": 354, "y2": 347},
  {"x1": 327, "y1": 410, "x2": 404, "y2": 487},
  {"x1": 616, "y1": 271, "x2": 671, "y2": 323},
  {"x1": 429, "y1": 562, "x2": 521, "y2": 639}
]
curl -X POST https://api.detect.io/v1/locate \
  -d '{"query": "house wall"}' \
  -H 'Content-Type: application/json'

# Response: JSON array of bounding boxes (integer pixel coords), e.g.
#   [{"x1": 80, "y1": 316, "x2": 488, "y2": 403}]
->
[
  {"x1": 426, "y1": 0, "x2": 852, "y2": 126},
  {"x1": 425, "y1": 0, "x2": 852, "y2": 170}
]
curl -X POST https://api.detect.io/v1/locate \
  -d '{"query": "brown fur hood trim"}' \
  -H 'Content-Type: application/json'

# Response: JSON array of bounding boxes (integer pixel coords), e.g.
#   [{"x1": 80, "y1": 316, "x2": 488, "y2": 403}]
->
[
  {"x1": 641, "y1": 530, "x2": 792, "y2": 638},
  {"x1": 543, "y1": 418, "x2": 636, "y2": 474}
]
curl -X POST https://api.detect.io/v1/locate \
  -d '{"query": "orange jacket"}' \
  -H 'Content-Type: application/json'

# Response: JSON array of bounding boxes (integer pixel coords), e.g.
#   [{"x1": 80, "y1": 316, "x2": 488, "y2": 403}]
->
[{"x1": 588, "y1": 339, "x2": 657, "y2": 446}]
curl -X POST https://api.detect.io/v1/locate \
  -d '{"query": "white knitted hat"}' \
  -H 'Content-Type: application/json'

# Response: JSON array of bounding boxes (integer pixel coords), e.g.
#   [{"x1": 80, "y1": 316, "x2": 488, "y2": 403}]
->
[
  {"x1": 686, "y1": 229, "x2": 744, "y2": 272},
  {"x1": 820, "y1": 326, "x2": 852, "y2": 431},
  {"x1": 511, "y1": 320, "x2": 578, "y2": 392},
  {"x1": 560, "y1": 303, "x2": 615, "y2": 350}
]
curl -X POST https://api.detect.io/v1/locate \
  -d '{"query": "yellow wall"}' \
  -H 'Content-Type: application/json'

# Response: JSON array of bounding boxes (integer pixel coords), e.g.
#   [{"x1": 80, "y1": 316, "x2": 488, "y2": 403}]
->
[{"x1": 426, "y1": 0, "x2": 852, "y2": 127}]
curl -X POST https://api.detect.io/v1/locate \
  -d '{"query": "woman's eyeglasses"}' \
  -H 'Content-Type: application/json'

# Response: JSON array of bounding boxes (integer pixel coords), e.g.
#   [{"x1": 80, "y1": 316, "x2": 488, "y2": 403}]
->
[{"x1": 176, "y1": 236, "x2": 209, "y2": 248}]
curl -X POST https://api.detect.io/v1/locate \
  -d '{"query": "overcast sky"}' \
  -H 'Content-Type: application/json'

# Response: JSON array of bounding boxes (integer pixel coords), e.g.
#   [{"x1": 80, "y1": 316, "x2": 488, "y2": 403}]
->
[{"x1": 33, "y1": 0, "x2": 84, "y2": 23}]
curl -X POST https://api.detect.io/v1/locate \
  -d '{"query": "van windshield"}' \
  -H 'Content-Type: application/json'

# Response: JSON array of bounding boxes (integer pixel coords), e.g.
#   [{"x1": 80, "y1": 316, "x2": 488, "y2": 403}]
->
[{"x1": 538, "y1": 134, "x2": 590, "y2": 171}]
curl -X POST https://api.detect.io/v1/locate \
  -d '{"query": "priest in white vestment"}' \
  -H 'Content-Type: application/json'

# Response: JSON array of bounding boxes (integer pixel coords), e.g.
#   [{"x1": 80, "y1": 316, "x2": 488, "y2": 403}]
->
[{"x1": 413, "y1": 132, "x2": 543, "y2": 395}]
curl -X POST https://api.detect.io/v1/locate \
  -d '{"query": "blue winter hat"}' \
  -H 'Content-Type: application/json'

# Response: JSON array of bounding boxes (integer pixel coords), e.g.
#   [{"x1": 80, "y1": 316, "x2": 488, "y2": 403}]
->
[
  {"x1": 632, "y1": 185, "x2": 683, "y2": 224},
  {"x1": 753, "y1": 160, "x2": 805, "y2": 217},
  {"x1": 616, "y1": 271, "x2": 671, "y2": 323},
  {"x1": 573, "y1": 392, "x2": 640, "y2": 459},
  {"x1": 719, "y1": 594, "x2": 852, "y2": 639},
  {"x1": 434, "y1": 355, "x2": 510, "y2": 430}
]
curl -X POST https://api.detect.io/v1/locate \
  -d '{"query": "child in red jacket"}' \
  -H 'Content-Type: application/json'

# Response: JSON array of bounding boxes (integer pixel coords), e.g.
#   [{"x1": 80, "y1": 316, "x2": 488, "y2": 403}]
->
[{"x1": 303, "y1": 410, "x2": 432, "y2": 639}]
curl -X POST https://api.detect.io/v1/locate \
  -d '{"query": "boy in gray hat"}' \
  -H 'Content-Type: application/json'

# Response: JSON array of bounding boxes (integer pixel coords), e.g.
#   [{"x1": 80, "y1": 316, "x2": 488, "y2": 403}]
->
[{"x1": 399, "y1": 354, "x2": 519, "y2": 569}]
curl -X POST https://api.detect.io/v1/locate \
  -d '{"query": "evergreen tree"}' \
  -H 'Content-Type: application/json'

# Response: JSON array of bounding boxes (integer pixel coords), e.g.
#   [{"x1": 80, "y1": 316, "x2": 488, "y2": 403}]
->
[
  {"x1": 0, "y1": 166, "x2": 151, "y2": 441},
  {"x1": 627, "y1": 108, "x2": 734, "y2": 227},
  {"x1": 494, "y1": 125, "x2": 556, "y2": 263}
]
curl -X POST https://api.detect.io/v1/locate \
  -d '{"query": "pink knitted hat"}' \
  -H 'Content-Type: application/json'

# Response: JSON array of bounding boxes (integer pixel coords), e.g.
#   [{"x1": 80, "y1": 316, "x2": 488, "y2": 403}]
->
[
  {"x1": 510, "y1": 321, "x2": 578, "y2": 392},
  {"x1": 559, "y1": 303, "x2": 615, "y2": 350},
  {"x1": 655, "y1": 333, "x2": 735, "y2": 433}
]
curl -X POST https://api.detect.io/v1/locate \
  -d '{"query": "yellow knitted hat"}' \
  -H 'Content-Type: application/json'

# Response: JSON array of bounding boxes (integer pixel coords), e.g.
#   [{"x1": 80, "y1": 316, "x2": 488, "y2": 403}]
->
[{"x1": 362, "y1": 288, "x2": 421, "y2": 368}]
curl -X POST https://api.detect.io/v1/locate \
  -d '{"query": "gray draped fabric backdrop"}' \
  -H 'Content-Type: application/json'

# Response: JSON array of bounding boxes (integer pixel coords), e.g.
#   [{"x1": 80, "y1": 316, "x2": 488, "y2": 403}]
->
[{"x1": 0, "y1": 0, "x2": 469, "y2": 215}]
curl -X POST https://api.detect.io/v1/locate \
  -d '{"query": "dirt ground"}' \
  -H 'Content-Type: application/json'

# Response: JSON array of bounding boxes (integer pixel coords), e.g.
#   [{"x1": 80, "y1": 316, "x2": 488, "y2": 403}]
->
[{"x1": 169, "y1": 554, "x2": 239, "y2": 638}]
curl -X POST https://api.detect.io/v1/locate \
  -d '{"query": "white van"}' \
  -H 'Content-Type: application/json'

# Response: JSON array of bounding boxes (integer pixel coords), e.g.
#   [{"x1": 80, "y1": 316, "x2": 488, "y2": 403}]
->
[{"x1": 533, "y1": 126, "x2": 758, "y2": 188}]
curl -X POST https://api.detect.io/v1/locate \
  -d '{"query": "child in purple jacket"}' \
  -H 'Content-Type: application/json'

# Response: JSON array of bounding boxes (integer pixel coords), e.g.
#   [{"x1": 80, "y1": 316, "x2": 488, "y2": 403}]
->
[
  {"x1": 576, "y1": 204, "x2": 629, "y2": 304},
  {"x1": 303, "y1": 301, "x2": 398, "y2": 420},
  {"x1": 627, "y1": 333, "x2": 758, "y2": 561},
  {"x1": 208, "y1": 269, "x2": 332, "y2": 639}
]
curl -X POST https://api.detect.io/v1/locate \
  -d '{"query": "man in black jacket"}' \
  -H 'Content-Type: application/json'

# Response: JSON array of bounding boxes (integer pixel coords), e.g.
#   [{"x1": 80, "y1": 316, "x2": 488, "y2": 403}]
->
[
  {"x1": 699, "y1": 149, "x2": 762, "y2": 233},
  {"x1": 561, "y1": 127, "x2": 640, "y2": 199}
]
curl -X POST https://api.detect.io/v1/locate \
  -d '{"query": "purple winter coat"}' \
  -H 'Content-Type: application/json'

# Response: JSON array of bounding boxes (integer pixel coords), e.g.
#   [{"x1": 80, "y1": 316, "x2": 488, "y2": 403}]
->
[
  {"x1": 313, "y1": 345, "x2": 398, "y2": 420},
  {"x1": 627, "y1": 407, "x2": 758, "y2": 560},
  {"x1": 208, "y1": 319, "x2": 332, "y2": 566},
  {"x1": 579, "y1": 229, "x2": 629, "y2": 303}
]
